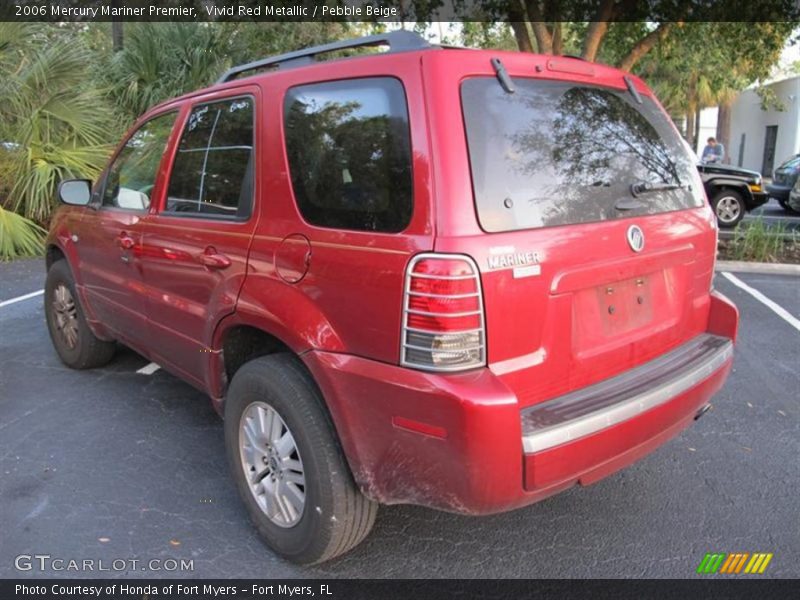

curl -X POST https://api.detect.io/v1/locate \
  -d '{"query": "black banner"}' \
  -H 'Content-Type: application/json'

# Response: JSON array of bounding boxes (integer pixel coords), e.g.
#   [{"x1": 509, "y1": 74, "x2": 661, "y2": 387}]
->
[
  {"x1": 1, "y1": 0, "x2": 799, "y2": 22},
  {"x1": 2, "y1": 579, "x2": 797, "y2": 600}
]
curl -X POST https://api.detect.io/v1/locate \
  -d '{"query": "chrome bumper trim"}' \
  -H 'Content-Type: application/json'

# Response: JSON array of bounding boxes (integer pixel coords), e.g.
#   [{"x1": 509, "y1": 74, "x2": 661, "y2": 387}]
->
[{"x1": 521, "y1": 334, "x2": 733, "y2": 454}]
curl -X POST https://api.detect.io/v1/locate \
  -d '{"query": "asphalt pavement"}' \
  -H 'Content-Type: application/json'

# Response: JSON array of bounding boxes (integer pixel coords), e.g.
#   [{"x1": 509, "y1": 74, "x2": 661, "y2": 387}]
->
[
  {"x1": 744, "y1": 197, "x2": 800, "y2": 232},
  {"x1": 1, "y1": 258, "x2": 798, "y2": 578}
]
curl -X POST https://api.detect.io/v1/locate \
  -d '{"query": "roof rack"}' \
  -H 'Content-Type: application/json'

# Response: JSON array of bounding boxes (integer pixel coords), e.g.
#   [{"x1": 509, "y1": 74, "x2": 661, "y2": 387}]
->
[{"x1": 217, "y1": 30, "x2": 432, "y2": 84}]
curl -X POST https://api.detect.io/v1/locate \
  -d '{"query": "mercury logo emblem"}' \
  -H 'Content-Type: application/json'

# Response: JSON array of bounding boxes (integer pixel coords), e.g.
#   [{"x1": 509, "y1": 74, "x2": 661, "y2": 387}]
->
[{"x1": 627, "y1": 225, "x2": 645, "y2": 253}]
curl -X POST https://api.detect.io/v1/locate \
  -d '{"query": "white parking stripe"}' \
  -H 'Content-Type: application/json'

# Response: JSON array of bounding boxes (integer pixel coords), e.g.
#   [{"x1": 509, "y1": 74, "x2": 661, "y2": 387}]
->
[
  {"x1": 136, "y1": 362, "x2": 161, "y2": 375},
  {"x1": 720, "y1": 272, "x2": 800, "y2": 333},
  {"x1": 0, "y1": 289, "x2": 44, "y2": 308}
]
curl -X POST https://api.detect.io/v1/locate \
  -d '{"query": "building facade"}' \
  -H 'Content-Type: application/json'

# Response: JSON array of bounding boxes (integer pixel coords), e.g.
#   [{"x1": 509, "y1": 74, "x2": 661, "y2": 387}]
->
[{"x1": 729, "y1": 76, "x2": 800, "y2": 176}]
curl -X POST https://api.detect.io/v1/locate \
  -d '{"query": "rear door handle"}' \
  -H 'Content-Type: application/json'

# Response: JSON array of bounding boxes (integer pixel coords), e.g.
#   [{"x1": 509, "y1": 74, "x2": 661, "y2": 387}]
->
[{"x1": 199, "y1": 247, "x2": 231, "y2": 269}]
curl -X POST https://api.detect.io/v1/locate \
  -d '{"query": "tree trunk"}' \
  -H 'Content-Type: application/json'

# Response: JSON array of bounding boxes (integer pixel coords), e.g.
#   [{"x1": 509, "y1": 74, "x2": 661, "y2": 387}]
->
[
  {"x1": 523, "y1": 2, "x2": 553, "y2": 53},
  {"x1": 111, "y1": 0, "x2": 123, "y2": 52},
  {"x1": 716, "y1": 98, "x2": 734, "y2": 165},
  {"x1": 510, "y1": 22, "x2": 534, "y2": 53},
  {"x1": 685, "y1": 107, "x2": 696, "y2": 148},
  {"x1": 552, "y1": 23, "x2": 563, "y2": 55},
  {"x1": 582, "y1": 21, "x2": 610, "y2": 61},
  {"x1": 530, "y1": 22, "x2": 553, "y2": 54},
  {"x1": 617, "y1": 23, "x2": 673, "y2": 72},
  {"x1": 694, "y1": 109, "x2": 702, "y2": 153},
  {"x1": 112, "y1": 21, "x2": 123, "y2": 52},
  {"x1": 581, "y1": 0, "x2": 616, "y2": 61}
]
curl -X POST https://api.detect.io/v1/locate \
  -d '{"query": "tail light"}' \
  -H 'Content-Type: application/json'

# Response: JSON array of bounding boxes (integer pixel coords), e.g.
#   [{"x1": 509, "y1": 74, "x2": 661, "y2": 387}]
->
[{"x1": 401, "y1": 253, "x2": 486, "y2": 371}]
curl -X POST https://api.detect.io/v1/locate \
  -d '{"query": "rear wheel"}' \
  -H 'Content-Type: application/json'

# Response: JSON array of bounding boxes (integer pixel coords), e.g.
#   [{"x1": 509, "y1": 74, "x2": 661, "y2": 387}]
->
[
  {"x1": 224, "y1": 354, "x2": 377, "y2": 564},
  {"x1": 711, "y1": 190, "x2": 745, "y2": 228},
  {"x1": 44, "y1": 260, "x2": 115, "y2": 369}
]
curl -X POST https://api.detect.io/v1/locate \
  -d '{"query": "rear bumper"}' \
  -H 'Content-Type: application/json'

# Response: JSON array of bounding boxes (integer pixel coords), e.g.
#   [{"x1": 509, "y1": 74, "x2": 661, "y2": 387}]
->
[
  {"x1": 303, "y1": 291, "x2": 738, "y2": 515},
  {"x1": 766, "y1": 183, "x2": 792, "y2": 201}
]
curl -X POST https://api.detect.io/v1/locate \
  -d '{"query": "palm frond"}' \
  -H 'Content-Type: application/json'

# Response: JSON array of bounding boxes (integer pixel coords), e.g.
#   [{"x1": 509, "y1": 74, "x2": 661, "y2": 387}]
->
[
  {"x1": 0, "y1": 204, "x2": 45, "y2": 260},
  {"x1": 3, "y1": 37, "x2": 113, "y2": 220}
]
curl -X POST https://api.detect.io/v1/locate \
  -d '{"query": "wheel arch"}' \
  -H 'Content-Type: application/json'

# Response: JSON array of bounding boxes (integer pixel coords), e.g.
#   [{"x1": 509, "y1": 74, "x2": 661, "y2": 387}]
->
[
  {"x1": 46, "y1": 244, "x2": 67, "y2": 270},
  {"x1": 707, "y1": 179, "x2": 753, "y2": 203},
  {"x1": 208, "y1": 309, "x2": 338, "y2": 412}
]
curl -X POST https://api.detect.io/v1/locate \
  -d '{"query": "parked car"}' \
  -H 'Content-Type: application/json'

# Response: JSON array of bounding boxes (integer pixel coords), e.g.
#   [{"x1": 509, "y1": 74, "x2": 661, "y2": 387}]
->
[
  {"x1": 788, "y1": 176, "x2": 800, "y2": 212},
  {"x1": 44, "y1": 31, "x2": 739, "y2": 564},
  {"x1": 696, "y1": 162, "x2": 768, "y2": 228},
  {"x1": 766, "y1": 153, "x2": 800, "y2": 211}
]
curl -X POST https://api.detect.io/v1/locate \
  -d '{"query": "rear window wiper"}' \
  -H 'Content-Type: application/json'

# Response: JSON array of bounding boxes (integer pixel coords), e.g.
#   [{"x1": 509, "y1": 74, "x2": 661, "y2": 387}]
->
[
  {"x1": 629, "y1": 181, "x2": 684, "y2": 197},
  {"x1": 491, "y1": 58, "x2": 515, "y2": 94}
]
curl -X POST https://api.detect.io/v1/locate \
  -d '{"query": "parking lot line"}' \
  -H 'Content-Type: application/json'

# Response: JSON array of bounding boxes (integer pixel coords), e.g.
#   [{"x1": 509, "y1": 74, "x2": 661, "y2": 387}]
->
[
  {"x1": 720, "y1": 272, "x2": 800, "y2": 333},
  {"x1": 136, "y1": 362, "x2": 161, "y2": 375},
  {"x1": 0, "y1": 289, "x2": 43, "y2": 308}
]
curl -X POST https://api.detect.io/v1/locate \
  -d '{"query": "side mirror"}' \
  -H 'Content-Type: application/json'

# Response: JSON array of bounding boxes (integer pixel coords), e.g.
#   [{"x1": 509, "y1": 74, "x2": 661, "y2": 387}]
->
[{"x1": 58, "y1": 179, "x2": 92, "y2": 206}]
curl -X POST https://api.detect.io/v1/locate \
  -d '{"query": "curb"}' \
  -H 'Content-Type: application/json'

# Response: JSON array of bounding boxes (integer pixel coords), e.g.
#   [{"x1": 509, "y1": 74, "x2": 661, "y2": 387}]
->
[
  {"x1": 716, "y1": 261, "x2": 800, "y2": 276},
  {"x1": 718, "y1": 230, "x2": 797, "y2": 240}
]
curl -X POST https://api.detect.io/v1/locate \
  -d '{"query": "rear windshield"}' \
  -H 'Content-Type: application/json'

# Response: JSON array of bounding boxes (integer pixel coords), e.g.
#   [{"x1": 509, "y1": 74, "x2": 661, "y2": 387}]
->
[{"x1": 461, "y1": 78, "x2": 703, "y2": 232}]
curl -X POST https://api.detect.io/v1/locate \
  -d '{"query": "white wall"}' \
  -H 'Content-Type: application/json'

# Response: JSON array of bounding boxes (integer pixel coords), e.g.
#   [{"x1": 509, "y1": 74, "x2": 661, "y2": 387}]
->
[
  {"x1": 728, "y1": 76, "x2": 800, "y2": 175},
  {"x1": 695, "y1": 107, "x2": 719, "y2": 155}
]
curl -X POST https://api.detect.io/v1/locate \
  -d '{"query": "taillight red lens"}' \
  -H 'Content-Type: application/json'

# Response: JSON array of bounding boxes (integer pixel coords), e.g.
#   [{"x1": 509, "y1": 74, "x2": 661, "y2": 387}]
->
[{"x1": 401, "y1": 254, "x2": 486, "y2": 371}]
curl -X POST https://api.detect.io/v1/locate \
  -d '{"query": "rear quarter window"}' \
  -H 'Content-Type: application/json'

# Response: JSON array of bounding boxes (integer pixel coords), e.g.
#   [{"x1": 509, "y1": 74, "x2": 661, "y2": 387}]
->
[
  {"x1": 283, "y1": 77, "x2": 413, "y2": 233},
  {"x1": 461, "y1": 78, "x2": 703, "y2": 232}
]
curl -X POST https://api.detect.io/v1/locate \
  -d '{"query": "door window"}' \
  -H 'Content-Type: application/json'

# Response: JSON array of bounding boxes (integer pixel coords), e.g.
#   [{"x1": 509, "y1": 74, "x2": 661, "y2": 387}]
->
[
  {"x1": 165, "y1": 97, "x2": 254, "y2": 219},
  {"x1": 102, "y1": 112, "x2": 177, "y2": 211}
]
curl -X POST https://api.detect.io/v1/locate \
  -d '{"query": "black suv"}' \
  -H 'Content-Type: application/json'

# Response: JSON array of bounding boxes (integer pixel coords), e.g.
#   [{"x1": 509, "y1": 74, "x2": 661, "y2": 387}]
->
[
  {"x1": 697, "y1": 162, "x2": 768, "y2": 228},
  {"x1": 766, "y1": 154, "x2": 800, "y2": 212}
]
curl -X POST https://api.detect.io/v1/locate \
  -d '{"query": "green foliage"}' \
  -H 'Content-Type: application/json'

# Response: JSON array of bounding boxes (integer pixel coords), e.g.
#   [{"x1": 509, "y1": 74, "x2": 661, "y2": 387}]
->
[
  {"x1": 729, "y1": 219, "x2": 797, "y2": 263},
  {"x1": 0, "y1": 205, "x2": 46, "y2": 261},
  {"x1": 459, "y1": 23, "x2": 517, "y2": 50},
  {"x1": 0, "y1": 23, "x2": 114, "y2": 223},
  {"x1": 102, "y1": 23, "x2": 234, "y2": 123},
  {"x1": 636, "y1": 23, "x2": 795, "y2": 115}
]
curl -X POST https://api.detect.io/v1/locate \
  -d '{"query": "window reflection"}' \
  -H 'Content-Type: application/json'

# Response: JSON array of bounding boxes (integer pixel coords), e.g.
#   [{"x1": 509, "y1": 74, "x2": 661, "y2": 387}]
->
[
  {"x1": 462, "y1": 79, "x2": 701, "y2": 232},
  {"x1": 102, "y1": 112, "x2": 177, "y2": 210},
  {"x1": 166, "y1": 97, "x2": 254, "y2": 218},
  {"x1": 284, "y1": 78, "x2": 413, "y2": 233}
]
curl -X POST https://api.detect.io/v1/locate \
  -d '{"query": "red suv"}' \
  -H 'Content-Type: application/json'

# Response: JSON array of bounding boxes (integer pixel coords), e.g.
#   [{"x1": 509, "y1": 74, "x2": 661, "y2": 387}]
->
[{"x1": 45, "y1": 31, "x2": 739, "y2": 564}]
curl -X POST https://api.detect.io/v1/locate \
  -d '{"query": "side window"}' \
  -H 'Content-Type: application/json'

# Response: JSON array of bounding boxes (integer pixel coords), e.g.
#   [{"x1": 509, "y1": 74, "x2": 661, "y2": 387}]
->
[
  {"x1": 102, "y1": 112, "x2": 177, "y2": 210},
  {"x1": 165, "y1": 97, "x2": 254, "y2": 218},
  {"x1": 283, "y1": 78, "x2": 413, "y2": 233}
]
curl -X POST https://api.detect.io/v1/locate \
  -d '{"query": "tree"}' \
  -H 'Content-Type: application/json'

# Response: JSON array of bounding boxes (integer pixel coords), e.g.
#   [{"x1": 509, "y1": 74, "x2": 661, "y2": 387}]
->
[
  {"x1": 0, "y1": 23, "x2": 113, "y2": 231},
  {"x1": 634, "y1": 23, "x2": 795, "y2": 156},
  {"x1": 413, "y1": 1, "x2": 797, "y2": 75}
]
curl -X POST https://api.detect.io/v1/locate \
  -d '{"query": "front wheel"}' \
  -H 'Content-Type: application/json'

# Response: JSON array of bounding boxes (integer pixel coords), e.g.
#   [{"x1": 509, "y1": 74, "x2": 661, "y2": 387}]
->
[
  {"x1": 44, "y1": 260, "x2": 115, "y2": 369},
  {"x1": 224, "y1": 354, "x2": 377, "y2": 564},
  {"x1": 711, "y1": 190, "x2": 745, "y2": 228}
]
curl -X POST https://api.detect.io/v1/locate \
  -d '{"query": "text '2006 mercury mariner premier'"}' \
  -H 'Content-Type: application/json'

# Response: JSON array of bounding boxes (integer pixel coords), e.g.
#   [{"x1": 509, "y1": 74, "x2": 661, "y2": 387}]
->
[{"x1": 45, "y1": 31, "x2": 738, "y2": 564}]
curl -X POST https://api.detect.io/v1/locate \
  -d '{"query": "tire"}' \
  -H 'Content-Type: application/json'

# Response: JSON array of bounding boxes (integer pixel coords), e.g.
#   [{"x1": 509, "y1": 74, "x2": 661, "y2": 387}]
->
[
  {"x1": 711, "y1": 189, "x2": 745, "y2": 228},
  {"x1": 44, "y1": 259, "x2": 116, "y2": 369},
  {"x1": 224, "y1": 354, "x2": 377, "y2": 564},
  {"x1": 778, "y1": 198, "x2": 798, "y2": 214}
]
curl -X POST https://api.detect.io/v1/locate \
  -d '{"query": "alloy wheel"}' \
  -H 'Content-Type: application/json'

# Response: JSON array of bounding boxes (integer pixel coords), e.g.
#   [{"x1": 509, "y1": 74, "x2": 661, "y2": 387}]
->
[
  {"x1": 715, "y1": 196, "x2": 742, "y2": 224},
  {"x1": 52, "y1": 284, "x2": 79, "y2": 349},
  {"x1": 239, "y1": 401, "x2": 306, "y2": 527}
]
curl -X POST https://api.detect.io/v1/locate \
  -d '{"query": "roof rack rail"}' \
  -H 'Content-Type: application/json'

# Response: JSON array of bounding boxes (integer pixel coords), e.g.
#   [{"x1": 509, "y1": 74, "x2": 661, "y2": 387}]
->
[{"x1": 217, "y1": 30, "x2": 432, "y2": 84}]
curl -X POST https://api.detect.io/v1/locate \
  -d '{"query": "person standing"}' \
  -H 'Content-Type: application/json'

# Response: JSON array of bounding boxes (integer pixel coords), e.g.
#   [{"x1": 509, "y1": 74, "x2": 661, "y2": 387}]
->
[{"x1": 702, "y1": 137, "x2": 725, "y2": 163}]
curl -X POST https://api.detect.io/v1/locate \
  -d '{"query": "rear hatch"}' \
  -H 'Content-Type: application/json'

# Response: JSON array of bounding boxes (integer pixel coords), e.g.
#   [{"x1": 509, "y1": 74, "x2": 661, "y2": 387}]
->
[{"x1": 429, "y1": 54, "x2": 717, "y2": 408}]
